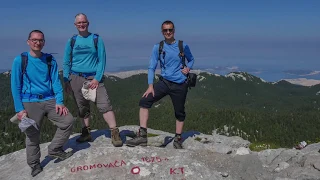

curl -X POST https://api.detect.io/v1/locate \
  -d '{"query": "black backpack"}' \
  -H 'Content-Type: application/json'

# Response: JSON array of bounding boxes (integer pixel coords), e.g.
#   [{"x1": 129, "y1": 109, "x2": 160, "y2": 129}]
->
[
  {"x1": 158, "y1": 40, "x2": 197, "y2": 88},
  {"x1": 69, "y1": 33, "x2": 99, "y2": 64},
  {"x1": 20, "y1": 52, "x2": 53, "y2": 91}
]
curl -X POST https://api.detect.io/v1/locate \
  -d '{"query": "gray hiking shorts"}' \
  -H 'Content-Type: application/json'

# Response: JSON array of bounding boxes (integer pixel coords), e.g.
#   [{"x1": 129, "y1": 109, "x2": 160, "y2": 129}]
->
[{"x1": 70, "y1": 74, "x2": 113, "y2": 118}]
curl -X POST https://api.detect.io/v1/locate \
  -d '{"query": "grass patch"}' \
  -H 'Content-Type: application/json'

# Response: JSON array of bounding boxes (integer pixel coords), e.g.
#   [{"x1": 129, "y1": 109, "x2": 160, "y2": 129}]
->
[
  {"x1": 305, "y1": 138, "x2": 320, "y2": 145},
  {"x1": 249, "y1": 142, "x2": 280, "y2": 152},
  {"x1": 147, "y1": 133, "x2": 159, "y2": 137},
  {"x1": 194, "y1": 137, "x2": 202, "y2": 141}
]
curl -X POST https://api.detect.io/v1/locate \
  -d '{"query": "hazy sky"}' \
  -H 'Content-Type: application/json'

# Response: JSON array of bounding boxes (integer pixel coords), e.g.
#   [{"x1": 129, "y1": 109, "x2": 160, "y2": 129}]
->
[{"x1": 1, "y1": 0, "x2": 319, "y2": 71}]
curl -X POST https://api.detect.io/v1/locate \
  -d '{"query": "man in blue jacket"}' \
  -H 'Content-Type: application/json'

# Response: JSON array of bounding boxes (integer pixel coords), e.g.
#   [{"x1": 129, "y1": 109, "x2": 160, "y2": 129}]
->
[
  {"x1": 126, "y1": 20, "x2": 195, "y2": 149},
  {"x1": 63, "y1": 13, "x2": 122, "y2": 147},
  {"x1": 11, "y1": 30, "x2": 74, "y2": 177}
]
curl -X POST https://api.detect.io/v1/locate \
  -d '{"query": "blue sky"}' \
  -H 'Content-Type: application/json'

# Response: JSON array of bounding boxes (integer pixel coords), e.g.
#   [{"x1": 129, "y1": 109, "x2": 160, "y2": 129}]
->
[{"x1": 1, "y1": 0, "x2": 319, "y2": 75}]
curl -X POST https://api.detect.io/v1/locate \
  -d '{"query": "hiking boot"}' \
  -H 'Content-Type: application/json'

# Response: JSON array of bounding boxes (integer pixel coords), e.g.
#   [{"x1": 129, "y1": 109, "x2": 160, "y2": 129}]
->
[
  {"x1": 48, "y1": 151, "x2": 74, "y2": 161},
  {"x1": 111, "y1": 127, "x2": 123, "y2": 147},
  {"x1": 76, "y1": 126, "x2": 92, "y2": 143},
  {"x1": 173, "y1": 135, "x2": 183, "y2": 149},
  {"x1": 31, "y1": 164, "x2": 43, "y2": 177},
  {"x1": 126, "y1": 128, "x2": 148, "y2": 147}
]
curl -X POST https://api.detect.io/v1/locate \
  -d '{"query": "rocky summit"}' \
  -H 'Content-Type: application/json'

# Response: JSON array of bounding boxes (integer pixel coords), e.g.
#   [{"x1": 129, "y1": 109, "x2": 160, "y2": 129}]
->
[{"x1": 0, "y1": 125, "x2": 319, "y2": 180}]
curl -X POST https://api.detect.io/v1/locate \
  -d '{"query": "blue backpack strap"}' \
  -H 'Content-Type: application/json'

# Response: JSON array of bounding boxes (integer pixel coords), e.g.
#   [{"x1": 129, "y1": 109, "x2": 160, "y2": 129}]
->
[{"x1": 93, "y1": 33, "x2": 99, "y2": 50}]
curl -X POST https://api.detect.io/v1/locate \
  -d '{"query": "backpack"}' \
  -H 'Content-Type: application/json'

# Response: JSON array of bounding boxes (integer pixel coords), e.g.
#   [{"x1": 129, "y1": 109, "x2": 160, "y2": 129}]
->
[
  {"x1": 20, "y1": 52, "x2": 53, "y2": 90},
  {"x1": 69, "y1": 33, "x2": 99, "y2": 64},
  {"x1": 158, "y1": 40, "x2": 197, "y2": 88}
]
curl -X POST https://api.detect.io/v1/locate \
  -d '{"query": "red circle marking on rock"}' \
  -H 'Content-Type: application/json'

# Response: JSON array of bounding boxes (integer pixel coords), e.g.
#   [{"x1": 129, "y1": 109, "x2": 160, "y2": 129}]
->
[{"x1": 131, "y1": 166, "x2": 140, "y2": 174}]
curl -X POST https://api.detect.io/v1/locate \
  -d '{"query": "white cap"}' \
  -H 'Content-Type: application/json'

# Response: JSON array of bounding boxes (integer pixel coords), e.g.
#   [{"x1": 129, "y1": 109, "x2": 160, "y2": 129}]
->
[
  {"x1": 10, "y1": 113, "x2": 27, "y2": 124},
  {"x1": 81, "y1": 82, "x2": 97, "y2": 102}
]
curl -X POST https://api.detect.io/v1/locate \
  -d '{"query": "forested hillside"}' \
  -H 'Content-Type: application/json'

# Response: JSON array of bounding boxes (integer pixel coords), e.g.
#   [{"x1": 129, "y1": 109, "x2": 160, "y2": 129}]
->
[{"x1": 1, "y1": 71, "x2": 320, "y2": 155}]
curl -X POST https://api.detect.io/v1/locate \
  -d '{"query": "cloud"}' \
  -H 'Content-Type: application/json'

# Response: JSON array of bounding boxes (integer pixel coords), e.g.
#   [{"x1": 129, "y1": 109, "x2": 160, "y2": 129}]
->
[
  {"x1": 299, "y1": 71, "x2": 320, "y2": 76},
  {"x1": 250, "y1": 71, "x2": 263, "y2": 74},
  {"x1": 283, "y1": 70, "x2": 320, "y2": 76},
  {"x1": 282, "y1": 78, "x2": 320, "y2": 86},
  {"x1": 226, "y1": 66, "x2": 239, "y2": 71}
]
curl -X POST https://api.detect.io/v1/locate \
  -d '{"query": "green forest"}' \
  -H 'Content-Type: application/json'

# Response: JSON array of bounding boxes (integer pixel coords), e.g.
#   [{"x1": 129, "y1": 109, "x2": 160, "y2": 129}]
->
[{"x1": 1, "y1": 71, "x2": 320, "y2": 156}]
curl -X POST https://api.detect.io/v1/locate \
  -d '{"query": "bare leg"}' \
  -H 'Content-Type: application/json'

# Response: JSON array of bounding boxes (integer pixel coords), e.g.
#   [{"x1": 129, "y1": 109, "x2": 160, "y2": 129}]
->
[
  {"x1": 176, "y1": 120, "x2": 184, "y2": 134},
  {"x1": 139, "y1": 108, "x2": 149, "y2": 128},
  {"x1": 103, "y1": 110, "x2": 122, "y2": 147},
  {"x1": 80, "y1": 117, "x2": 90, "y2": 127},
  {"x1": 102, "y1": 111, "x2": 117, "y2": 129},
  {"x1": 125, "y1": 107, "x2": 149, "y2": 147}
]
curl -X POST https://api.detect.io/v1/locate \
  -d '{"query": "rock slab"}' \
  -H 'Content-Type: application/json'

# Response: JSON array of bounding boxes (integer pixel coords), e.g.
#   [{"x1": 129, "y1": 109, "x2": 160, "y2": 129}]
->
[{"x1": 0, "y1": 125, "x2": 319, "y2": 180}]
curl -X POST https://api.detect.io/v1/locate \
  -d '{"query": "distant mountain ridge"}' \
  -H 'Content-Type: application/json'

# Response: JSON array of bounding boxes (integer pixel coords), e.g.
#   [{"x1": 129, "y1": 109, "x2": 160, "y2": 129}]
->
[
  {"x1": 2, "y1": 69, "x2": 320, "y2": 86},
  {"x1": 0, "y1": 69, "x2": 9, "y2": 73},
  {"x1": 281, "y1": 78, "x2": 320, "y2": 86},
  {"x1": 104, "y1": 69, "x2": 320, "y2": 87}
]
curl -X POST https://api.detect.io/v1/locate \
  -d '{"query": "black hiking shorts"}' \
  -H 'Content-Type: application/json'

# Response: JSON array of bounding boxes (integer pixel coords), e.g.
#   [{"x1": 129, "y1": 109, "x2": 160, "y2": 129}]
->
[{"x1": 139, "y1": 77, "x2": 189, "y2": 121}]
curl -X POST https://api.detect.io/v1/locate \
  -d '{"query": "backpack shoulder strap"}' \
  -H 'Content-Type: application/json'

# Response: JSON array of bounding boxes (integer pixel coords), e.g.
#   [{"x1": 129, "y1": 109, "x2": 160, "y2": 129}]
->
[
  {"x1": 46, "y1": 54, "x2": 53, "y2": 77},
  {"x1": 20, "y1": 52, "x2": 28, "y2": 93},
  {"x1": 178, "y1": 40, "x2": 184, "y2": 57},
  {"x1": 93, "y1": 33, "x2": 99, "y2": 50},
  {"x1": 158, "y1": 41, "x2": 165, "y2": 68},
  {"x1": 46, "y1": 54, "x2": 53, "y2": 91},
  {"x1": 21, "y1": 52, "x2": 28, "y2": 75},
  {"x1": 178, "y1": 40, "x2": 186, "y2": 67},
  {"x1": 70, "y1": 34, "x2": 77, "y2": 49},
  {"x1": 69, "y1": 34, "x2": 77, "y2": 65},
  {"x1": 158, "y1": 40, "x2": 164, "y2": 60}
]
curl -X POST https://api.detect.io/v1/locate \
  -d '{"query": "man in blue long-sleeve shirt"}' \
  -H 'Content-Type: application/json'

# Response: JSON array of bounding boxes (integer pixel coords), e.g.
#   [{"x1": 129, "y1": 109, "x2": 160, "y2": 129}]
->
[
  {"x1": 126, "y1": 20, "x2": 195, "y2": 149},
  {"x1": 10, "y1": 30, "x2": 74, "y2": 177},
  {"x1": 63, "y1": 13, "x2": 122, "y2": 147}
]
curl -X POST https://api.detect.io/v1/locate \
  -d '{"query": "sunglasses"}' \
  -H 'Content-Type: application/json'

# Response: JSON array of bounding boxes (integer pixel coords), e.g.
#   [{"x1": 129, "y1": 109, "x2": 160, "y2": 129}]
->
[
  {"x1": 162, "y1": 29, "x2": 174, "y2": 33},
  {"x1": 29, "y1": 39, "x2": 45, "y2": 43}
]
